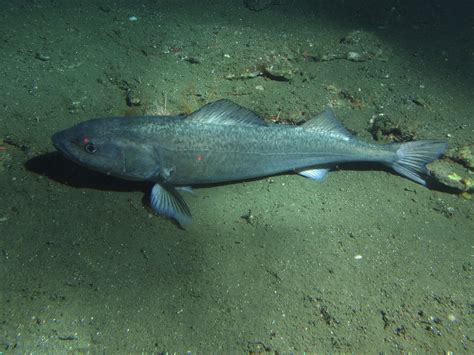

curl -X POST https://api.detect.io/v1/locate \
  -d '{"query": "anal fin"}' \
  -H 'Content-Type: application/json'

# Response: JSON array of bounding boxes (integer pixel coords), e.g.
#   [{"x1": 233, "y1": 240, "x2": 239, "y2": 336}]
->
[{"x1": 297, "y1": 168, "x2": 330, "y2": 181}]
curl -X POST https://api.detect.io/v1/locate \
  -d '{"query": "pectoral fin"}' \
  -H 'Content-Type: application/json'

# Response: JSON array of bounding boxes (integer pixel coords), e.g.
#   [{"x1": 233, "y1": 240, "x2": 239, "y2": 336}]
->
[{"x1": 150, "y1": 183, "x2": 192, "y2": 226}]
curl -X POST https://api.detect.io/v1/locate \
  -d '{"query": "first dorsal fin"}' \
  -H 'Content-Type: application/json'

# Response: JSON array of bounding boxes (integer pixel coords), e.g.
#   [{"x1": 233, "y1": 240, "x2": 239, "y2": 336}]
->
[
  {"x1": 187, "y1": 99, "x2": 268, "y2": 126},
  {"x1": 302, "y1": 107, "x2": 353, "y2": 141}
]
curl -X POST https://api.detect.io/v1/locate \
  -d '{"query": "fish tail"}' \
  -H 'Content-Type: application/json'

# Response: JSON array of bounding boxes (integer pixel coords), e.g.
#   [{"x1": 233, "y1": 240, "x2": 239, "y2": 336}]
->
[{"x1": 388, "y1": 140, "x2": 448, "y2": 185}]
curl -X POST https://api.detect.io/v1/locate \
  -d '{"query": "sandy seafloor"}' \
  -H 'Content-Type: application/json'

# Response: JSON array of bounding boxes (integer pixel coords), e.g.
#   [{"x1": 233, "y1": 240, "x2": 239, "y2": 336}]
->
[{"x1": 0, "y1": 0, "x2": 473, "y2": 352}]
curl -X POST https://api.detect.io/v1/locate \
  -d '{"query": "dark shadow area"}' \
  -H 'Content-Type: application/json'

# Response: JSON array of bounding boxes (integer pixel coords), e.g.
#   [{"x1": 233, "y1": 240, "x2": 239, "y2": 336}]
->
[
  {"x1": 338, "y1": 161, "x2": 456, "y2": 193},
  {"x1": 26, "y1": 152, "x2": 453, "y2": 194},
  {"x1": 270, "y1": 0, "x2": 474, "y2": 85},
  {"x1": 26, "y1": 152, "x2": 187, "y2": 226},
  {"x1": 25, "y1": 152, "x2": 149, "y2": 193}
]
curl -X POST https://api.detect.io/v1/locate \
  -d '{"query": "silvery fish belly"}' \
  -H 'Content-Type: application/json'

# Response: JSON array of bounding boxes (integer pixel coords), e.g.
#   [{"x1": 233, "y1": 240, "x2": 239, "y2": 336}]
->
[{"x1": 52, "y1": 99, "x2": 448, "y2": 226}]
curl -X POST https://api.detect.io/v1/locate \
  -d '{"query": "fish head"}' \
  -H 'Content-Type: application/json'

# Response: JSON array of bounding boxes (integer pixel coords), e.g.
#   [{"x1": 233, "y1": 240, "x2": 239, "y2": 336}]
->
[{"x1": 52, "y1": 117, "x2": 160, "y2": 181}]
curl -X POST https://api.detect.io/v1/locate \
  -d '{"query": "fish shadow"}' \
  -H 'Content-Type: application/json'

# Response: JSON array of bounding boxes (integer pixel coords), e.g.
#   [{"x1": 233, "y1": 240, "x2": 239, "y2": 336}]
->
[
  {"x1": 26, "y1": 153, "x2": 451, "y2": 200},
  {"x1": 27, "y1": 153, "x2": 189, "y2": 228},
  {"x1": 25, "y1": 152, "x2": 148, "y2": 193},
  {"x1": 338, "y1": 162, "x2": 450, "y2": 192}
]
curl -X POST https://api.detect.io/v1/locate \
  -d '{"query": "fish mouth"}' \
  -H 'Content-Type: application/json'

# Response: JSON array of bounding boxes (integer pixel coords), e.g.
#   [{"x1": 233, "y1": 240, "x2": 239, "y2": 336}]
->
[
  {"x1": 51, "y1": 132, "x2": 62, "y2": 149},
  {"x1": 52, "y1": 131, "x2": 78, "y2": 163},
  {"x1": 52, "y1": 132, "x2": 68, "y2": 155}
]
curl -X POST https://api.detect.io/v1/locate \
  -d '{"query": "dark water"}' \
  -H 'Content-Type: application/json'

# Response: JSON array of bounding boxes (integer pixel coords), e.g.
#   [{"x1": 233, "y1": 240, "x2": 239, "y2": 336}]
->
[{"x1": 0, "y1": 0, "x2": 472, "y2": 352}]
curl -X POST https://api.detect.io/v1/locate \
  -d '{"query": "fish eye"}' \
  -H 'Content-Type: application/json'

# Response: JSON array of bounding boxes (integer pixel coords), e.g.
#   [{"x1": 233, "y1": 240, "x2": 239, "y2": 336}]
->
[{"x1": 84, "y1": 142, "x2": 97, "y2": 154}]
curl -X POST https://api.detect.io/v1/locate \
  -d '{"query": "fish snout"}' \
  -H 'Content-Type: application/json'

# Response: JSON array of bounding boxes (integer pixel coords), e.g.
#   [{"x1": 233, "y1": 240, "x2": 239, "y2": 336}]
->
[{"x1": 51, "y1": 131, "x2": 61, "y2": 148}]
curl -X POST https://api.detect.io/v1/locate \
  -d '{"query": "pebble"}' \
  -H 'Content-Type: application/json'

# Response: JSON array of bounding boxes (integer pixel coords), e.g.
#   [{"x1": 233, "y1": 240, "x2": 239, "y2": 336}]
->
[{"x1": 35, "y1": 53, "x2": 50, "y2": 61}]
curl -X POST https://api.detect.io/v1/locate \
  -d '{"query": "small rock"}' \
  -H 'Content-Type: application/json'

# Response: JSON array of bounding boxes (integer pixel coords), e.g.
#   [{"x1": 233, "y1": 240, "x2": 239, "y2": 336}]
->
[
  {"x1": 35, "y1": 53, "x2": 50, "y2": 61},
  {"x1": 429, "y1": 159, "x2": 473, "y2": 192},
  {"x1": 346, "y1": 52, "x2": 365, "y2": 62},
  {"x1": 126, "y1": 90, "x2": 141, "y2": 106}
]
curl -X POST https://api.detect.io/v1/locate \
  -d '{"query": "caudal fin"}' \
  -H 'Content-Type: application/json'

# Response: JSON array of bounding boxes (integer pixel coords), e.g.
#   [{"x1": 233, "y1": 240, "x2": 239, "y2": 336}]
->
[{"x1": 390, "y1": 140, "x2": 448, "y2": 185}]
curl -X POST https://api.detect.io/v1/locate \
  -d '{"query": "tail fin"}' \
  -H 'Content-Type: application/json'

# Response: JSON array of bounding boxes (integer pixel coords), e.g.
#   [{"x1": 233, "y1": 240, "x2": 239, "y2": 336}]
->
[{"x1": 389, "y1": 140, "x2": 448, "y2": 185}]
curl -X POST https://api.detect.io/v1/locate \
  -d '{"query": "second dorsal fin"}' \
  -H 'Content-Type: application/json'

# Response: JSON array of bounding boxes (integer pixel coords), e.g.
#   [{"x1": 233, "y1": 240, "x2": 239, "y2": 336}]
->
[{"x1": 302, "y1": 107, "x2": 353, "y2": 141}]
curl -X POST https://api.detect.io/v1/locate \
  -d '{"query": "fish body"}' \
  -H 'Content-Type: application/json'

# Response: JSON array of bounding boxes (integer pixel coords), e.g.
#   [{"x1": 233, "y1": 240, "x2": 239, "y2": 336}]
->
[{"x1": 52, "y1": 99, "x2": 447, "y2": 225}]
